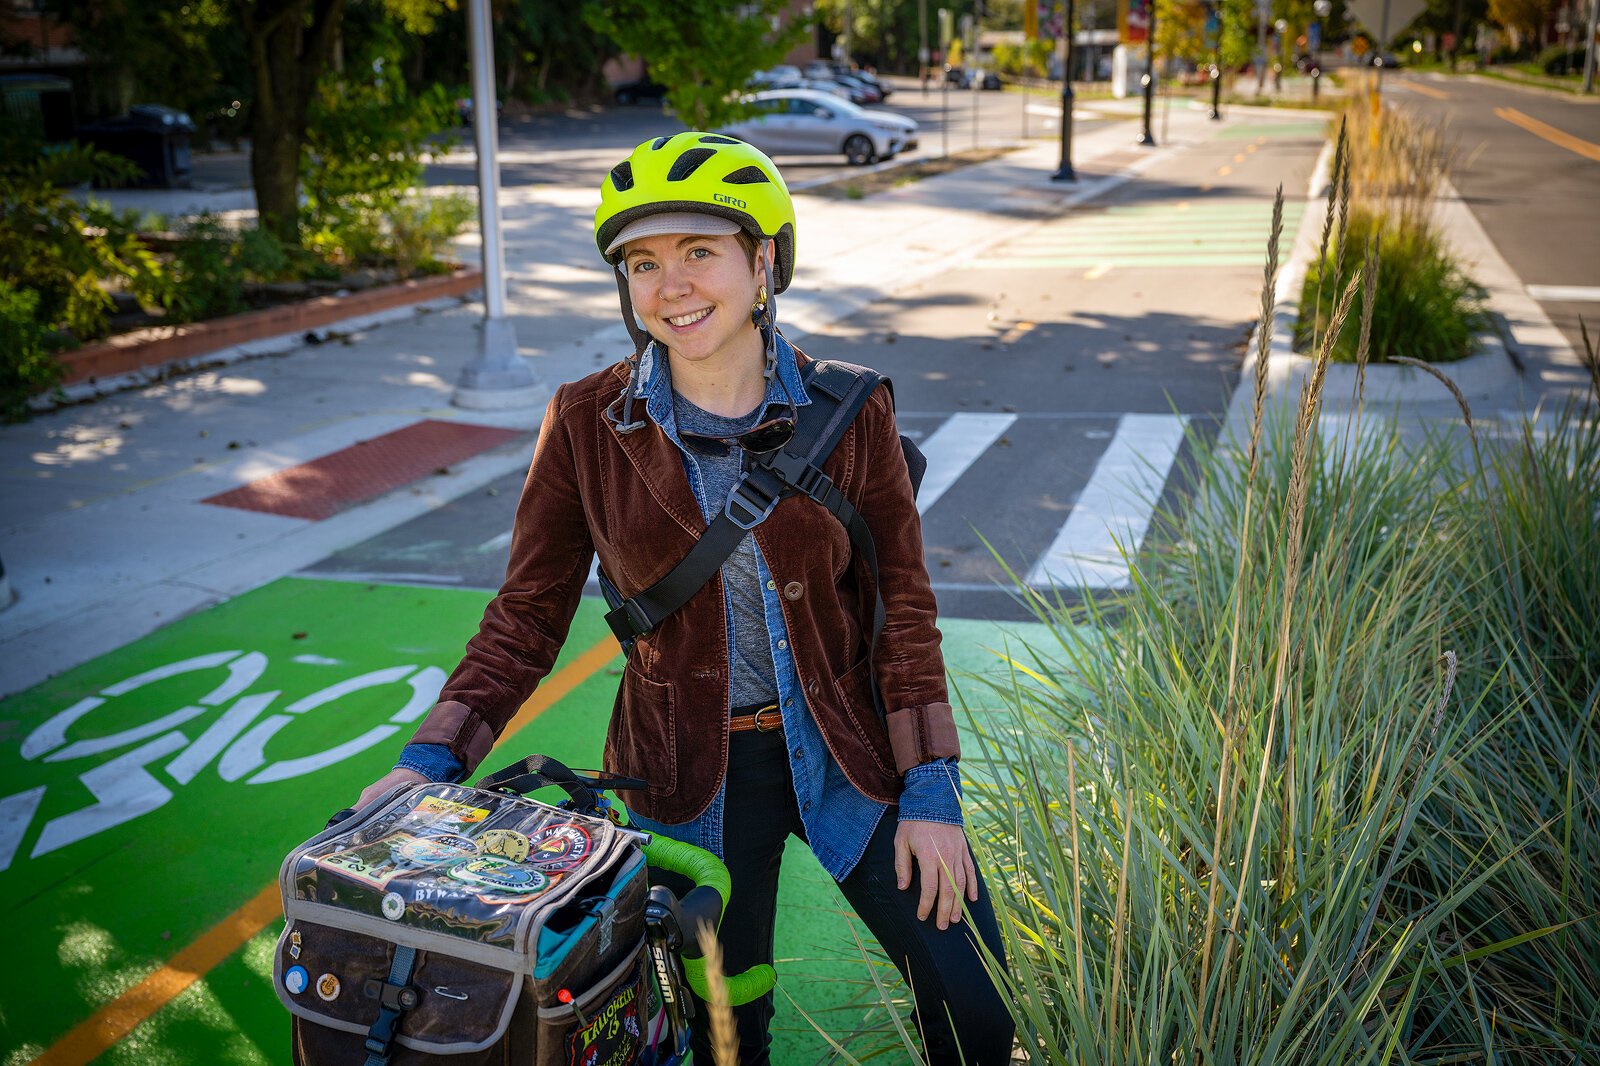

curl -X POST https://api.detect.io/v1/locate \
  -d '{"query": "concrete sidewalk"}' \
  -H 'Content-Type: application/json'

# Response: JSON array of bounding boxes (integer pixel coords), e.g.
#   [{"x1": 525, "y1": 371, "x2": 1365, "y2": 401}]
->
[{"x1": 0, "y1": 101, "x2": 1464, "y2": 698}]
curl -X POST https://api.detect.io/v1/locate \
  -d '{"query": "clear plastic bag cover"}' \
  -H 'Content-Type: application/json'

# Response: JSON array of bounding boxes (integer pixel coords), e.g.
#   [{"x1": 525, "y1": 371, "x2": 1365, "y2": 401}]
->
[{"x1": 292, "y1": 784, "x2": 614, "y2": 949}]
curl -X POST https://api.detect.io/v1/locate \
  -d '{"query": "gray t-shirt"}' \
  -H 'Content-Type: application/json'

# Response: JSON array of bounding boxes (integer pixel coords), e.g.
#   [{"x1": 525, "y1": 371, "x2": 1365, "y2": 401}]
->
[{"x1": 672, "y1": 391, "x2": 781, "y2": 708}]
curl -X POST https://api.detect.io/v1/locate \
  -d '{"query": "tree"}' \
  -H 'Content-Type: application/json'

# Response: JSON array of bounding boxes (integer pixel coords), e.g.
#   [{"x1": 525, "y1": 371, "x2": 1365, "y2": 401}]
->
[
  {"x1": 1487, "y1": 0, "x2": 1550, "y2": 44},
  {"x1": 241, "y1": 0, "x2": 348, "y2": 246},
  {"x1": 240, "y1": 0, "x2": 451, "y2": 247},
  {"x1": 585, "y1": 0, "x2": 812, "y2": 130}
]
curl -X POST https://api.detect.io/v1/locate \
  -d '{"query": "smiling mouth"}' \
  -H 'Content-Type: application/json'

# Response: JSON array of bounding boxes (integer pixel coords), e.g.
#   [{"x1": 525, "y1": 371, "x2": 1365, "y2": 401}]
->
[{"x1": 666, "y1": 308, "x2": 713, "y2": 327}]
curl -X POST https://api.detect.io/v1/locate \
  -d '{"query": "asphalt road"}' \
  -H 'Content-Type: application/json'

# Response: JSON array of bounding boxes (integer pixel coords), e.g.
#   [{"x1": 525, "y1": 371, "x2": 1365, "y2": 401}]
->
[{"x1": 1381, "y1": 73, "x2": 1600, "y2": 360}]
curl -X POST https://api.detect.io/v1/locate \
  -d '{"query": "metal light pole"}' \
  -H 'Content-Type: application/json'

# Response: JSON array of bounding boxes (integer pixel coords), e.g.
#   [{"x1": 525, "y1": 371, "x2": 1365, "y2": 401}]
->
[
  {"x1": 920, "y1": 0, "x2": 930, "y2": 93},
  {"x1": 1053, "y1": 0, "x2": 1078, "y2": 180},
  {"x1": 1585, "y1": 0, "x2": 1598, "y2": 92},
  {"x1": 1138, "y1": 0, "x2": 1156, "y2": 145},
  {"x1": 1206, "y1": 0, "x2": 1222, "y2": 120},
  {"x1": 453, "y1": 0, "x2": 543, "y2": 409}
]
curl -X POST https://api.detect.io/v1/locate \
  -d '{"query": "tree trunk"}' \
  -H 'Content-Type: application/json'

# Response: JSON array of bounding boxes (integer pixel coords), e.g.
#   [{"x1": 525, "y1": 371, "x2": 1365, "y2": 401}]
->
[{"x1": 243, "y1": 0, "x2": 346, "y2": 246}]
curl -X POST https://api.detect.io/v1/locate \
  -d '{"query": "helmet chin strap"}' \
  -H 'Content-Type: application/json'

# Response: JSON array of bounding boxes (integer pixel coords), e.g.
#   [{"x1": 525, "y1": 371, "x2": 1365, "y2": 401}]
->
[{"x1": 609, "y1": 265, "x2": 654, "y2": 434}]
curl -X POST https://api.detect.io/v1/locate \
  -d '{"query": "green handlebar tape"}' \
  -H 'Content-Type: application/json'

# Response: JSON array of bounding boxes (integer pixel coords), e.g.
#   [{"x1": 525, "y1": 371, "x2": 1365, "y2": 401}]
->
[
  {"x1": 639, "y1": 833, "x2": 777, "y2": 1005},
  {"x1": 641, "y1": 835, "x2": 732, "y2": 922},
  {"x1": 682, "y1": 957, "x2": 779, "y2": 1008}
]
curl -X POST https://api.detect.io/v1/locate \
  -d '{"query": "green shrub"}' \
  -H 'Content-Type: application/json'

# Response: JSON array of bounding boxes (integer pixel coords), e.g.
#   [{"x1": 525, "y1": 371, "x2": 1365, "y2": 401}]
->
[
  {"x1": 159, "y1": 216, "x2": 293, "y2": 323},
  {"x1": 0, "y1": 124, "x2": 145, "y2": 342},
  {"x1": 0, "y1": 281, "x2": 66, "y2": 422},
  {"x1": 1297, "y1": 206, "x2": 1489, "y2": 363},
  {"x1": 386, "y1": 194, "x2": 477, "y2": 276},
  {"x1": 1535, "y1": 44, "x2": 1583, "y2": 75},
  {"x1": 300, "y1": 16, "x2": 458, "y2": 265},
  {"x1": 303, "y1": 192, "x2": 474, "y2": 275}
]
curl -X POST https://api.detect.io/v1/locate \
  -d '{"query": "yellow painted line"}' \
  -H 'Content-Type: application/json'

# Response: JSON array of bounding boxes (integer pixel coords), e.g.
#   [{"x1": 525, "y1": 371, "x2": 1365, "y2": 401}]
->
[
  {"x1": 489, "y1": 635, "x2": 621, "y2": 758},
  {"x1": 1404, "y1": 80, "x2": 1450, "y2": 100},
  {"x1": 1495, "y1": 107, "x2": 1600, "y2": 163},
  {"x1": 1234, "y1": 153, "x2": 1246, "y2": 163},
  {"x1": 1246, "y1": 144, "x2": 1258, "y2": 153},
  {"x1": 1218, "y1": 165, "x2": 1232, "y2": 176},
  {"x1": 34, "y1": 634, "x2": 621, "y2": 1066},
  {"x1": 32, "y1": 885, "x2": 283, "y2": 1065},
  {"x1": 1084, "y1": 263, "x2": 1114, "y2": 280}
]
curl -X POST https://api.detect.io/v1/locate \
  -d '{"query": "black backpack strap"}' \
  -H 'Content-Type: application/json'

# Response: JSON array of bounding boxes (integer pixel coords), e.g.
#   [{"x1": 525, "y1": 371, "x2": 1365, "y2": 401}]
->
[
  {"x1": 601, "y1": 361, "x2": 892, "y2": 724},
  {"x1": 757, "y1": 362, "x2": 890, "y2": 724}
]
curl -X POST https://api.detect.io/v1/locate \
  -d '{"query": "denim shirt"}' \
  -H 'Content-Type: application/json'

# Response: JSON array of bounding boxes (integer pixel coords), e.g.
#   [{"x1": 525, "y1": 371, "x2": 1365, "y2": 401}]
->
[{"x1": 397, "y1": 334, "x2": 961, "y2": 880}]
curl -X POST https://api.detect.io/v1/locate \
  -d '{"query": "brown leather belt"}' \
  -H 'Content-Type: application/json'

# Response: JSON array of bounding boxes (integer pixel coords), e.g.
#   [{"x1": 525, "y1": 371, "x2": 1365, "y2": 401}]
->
[{"x1": 728, "y1": 704, "x2": 783, "y2": 733}]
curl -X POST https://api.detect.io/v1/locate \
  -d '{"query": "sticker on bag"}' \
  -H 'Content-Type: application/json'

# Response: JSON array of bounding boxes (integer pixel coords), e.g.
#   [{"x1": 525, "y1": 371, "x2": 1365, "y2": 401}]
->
[{"x1": 565, "y1": 970, "x2": 644, "y2": 1066}]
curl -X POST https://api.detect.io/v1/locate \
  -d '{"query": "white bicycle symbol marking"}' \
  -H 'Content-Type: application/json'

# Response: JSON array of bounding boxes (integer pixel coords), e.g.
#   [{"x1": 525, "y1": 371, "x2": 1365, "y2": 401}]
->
[{"x1": 0, "y1": 651, "x2": 445, "y2": 872}]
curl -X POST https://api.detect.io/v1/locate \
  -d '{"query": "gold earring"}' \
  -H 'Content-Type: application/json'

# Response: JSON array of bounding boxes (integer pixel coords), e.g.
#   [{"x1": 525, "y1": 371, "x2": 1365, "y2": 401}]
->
[{"x1": 753, "y1": 284, "x2": 768, "y2": 314}]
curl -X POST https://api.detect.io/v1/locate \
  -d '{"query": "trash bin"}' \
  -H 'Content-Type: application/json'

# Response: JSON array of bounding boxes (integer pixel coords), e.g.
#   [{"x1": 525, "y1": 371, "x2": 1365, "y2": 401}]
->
[{"x1": 78, "y1": 104, "x2": 197, "y2": 188}]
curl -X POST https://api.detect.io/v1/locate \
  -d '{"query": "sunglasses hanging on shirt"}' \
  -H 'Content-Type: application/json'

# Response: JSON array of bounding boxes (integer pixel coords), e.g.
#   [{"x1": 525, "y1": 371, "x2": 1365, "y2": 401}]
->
[{"x1": 679, "y1": 373, "x2": 799, "y2": 458}]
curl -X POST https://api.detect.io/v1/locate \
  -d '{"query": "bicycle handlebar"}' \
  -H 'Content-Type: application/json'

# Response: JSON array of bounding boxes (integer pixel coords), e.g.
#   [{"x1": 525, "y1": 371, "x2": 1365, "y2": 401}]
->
[{"x1": 642, "y1": 835, "x2": 777, "y2": 1007}]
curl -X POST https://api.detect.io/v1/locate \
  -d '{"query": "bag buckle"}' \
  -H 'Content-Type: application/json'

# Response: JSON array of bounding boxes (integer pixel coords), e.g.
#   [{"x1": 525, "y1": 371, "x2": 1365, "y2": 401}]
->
[{"x1": 725, "y1": 474, "x2": 781, "y2": 530}]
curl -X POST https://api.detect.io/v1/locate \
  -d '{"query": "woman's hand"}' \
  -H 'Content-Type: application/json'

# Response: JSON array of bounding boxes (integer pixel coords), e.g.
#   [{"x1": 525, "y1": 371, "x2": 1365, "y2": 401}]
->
[
  {"x1": 356, "y1": 767, "x2": 428, "y2": 809},
  {"x1": 894, "y1": 819, "x2": 979, "y2": 931}
]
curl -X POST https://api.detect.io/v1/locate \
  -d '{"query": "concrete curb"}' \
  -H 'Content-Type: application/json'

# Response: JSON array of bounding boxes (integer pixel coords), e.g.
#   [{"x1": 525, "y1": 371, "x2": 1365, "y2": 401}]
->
[
  {"x1": 1219, "y1": 143, "x2": 1572, "y2": 445},
  {"x1": 51, "y1": 267, "x2": 482, "y2": 390}
]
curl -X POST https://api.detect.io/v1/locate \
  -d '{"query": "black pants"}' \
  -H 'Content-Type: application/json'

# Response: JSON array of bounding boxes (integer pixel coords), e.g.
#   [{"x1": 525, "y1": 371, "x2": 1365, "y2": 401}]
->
[{"x1": 651, "y1": 726, "x2": 1014, "y2": 1065}]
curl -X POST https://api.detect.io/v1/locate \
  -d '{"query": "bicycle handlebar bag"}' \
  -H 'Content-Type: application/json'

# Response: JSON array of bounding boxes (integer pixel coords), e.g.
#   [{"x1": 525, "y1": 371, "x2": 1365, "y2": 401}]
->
[{"x1": 275, "y1": 781, "x2": 664, "y2": 1066}]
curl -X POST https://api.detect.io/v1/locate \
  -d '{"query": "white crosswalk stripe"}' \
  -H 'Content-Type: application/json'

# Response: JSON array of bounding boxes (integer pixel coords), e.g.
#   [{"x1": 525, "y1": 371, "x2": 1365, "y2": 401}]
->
[
  {"x1": 915, "y1": 413, "x2": 1017, "y2": 515},
  {"x1": 1025, "y1": 413, "x2": 1189, "y2": 590}
]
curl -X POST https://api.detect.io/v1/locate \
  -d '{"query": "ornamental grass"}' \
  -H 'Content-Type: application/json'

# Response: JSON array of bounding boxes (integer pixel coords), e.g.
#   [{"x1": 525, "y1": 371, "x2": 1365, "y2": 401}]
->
[
  {"x1": 818, "y1": 189, "x2": 1597, "y2": 1062},
  {"x1": 945, "y1": 207, "x2": 1599, "y2": 1061}
]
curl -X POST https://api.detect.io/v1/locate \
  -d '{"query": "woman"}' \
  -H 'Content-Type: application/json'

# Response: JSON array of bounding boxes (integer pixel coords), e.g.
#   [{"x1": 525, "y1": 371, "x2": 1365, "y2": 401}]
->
[{"x1": 356, "y1": 132, "x2": 1012, "y2": 1064}]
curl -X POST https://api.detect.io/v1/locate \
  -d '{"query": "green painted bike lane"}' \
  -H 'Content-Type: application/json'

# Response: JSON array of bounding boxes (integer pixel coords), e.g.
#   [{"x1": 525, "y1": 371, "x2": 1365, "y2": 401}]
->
[{"x1": 0, "y1": 576, "x2": 1046, "y2": 1064}]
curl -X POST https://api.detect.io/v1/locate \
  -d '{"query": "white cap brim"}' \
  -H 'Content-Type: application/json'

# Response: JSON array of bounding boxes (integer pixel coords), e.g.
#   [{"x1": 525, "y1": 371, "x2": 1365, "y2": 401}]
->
[{"x1": 605, "y1": 211, "x2": 742, "y2": 256}]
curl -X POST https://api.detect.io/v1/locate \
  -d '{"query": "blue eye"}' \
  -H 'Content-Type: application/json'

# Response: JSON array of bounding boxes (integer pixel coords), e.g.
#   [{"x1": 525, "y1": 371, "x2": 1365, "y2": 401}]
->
[
  {"x1": 631, "y1": 260, "x2": 656, "y2": 273},
  {"x1": 689, "y1": 247, "x2": 711, "y2": 260}
]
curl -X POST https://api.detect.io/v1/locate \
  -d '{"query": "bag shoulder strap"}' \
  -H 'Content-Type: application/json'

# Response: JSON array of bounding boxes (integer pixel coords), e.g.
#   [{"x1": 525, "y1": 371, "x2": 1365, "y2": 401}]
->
[{"x1": 602, "y1": 361, "x2": 882, "y2": 660}]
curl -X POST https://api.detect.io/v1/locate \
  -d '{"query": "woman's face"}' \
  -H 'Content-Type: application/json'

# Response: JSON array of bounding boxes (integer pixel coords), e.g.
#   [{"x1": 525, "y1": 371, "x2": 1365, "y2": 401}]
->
[{"x1": 622, "y1": 232, "x2": 768, "y2": 368}]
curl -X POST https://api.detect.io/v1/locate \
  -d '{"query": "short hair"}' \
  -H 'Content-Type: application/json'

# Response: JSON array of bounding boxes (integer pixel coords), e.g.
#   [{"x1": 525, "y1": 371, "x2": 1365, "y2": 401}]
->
[{"x1": 733, "y1": 227, "x2": 759, "y2": 267}]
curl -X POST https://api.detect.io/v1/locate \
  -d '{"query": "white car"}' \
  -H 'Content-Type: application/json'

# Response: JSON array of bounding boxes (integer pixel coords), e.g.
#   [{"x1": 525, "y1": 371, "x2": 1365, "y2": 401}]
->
[{"x1": 718, "y1": 89, "x2": 919, "y2": 166}]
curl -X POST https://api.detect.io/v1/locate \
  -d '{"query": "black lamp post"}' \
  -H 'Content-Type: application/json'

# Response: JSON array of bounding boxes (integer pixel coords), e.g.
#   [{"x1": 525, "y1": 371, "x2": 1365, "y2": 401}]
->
[
  {"x1": 1138, "y1": 0, "x2": 1157, "y2": 145},
  {"x1": 1206, "y1": 1, "x2": 1222, "y2": 120},
  {"x1": 1052, "y1": 0, "x2": 1078, "y2": 180}
]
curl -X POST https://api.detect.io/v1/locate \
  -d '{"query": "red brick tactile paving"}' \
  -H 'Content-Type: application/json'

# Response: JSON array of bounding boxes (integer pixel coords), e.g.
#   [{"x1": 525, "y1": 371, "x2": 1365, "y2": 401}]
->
[{"x1": 202, "y1": 420, "x2": 527, "y2": 521}]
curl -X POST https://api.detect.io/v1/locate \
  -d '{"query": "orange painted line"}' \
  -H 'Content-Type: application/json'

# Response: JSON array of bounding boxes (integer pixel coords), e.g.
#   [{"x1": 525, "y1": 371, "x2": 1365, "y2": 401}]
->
[
  {"x1": 489, "y1": 635, "x2": 621, "y2": 757},
  {"x1": 1403, "y1": 79, "x2": 1450, "y2": 100},
  {"x1": 1495, "y1": 107, "x2": 1600, "y2": 163},
  {"x1": 32, "y1": 884, "x2": 283, "y2": 1065},
  {"x1": 33, "y1": 634, "x2": 619, "y2": 1065}
]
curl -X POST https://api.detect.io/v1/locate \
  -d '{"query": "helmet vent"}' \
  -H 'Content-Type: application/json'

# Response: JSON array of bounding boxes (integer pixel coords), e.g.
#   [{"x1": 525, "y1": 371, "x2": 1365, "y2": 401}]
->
[
  {"x1": 609, "y1": 161, "x2": 634, "y2": 192},
  {"x1": 723, "y1": 165, "x2": 772, "y2": 186},
  {"x1": 667, "y1": 147, "x2": 717, "y2": 182},
  {"x1": 698, "y1": 134, "x2": 740, "y2": 145},
  {"x1": 651, "y1": 135, "x2": 672, "y2": 150}
]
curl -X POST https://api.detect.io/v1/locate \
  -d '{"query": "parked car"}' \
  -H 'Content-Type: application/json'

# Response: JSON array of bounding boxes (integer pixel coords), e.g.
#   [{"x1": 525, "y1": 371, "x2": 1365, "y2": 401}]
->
[
  {"x1": 612, "y1": 75, "x2": 667, "y2": 105},
  {"x1": 749, "y1": 67, "x2": 803, "y2": 91},
  {"x1": 942, "y1": 65, "x2": 1002, "y2": 90},
  {"x1": 798, "y1": 76, "x2": 854, "y2": 100},
  {"x1": 717, "y1": 89, "x2": 918, "y2": 166},
  {"x1": 831, "y1": 73, "x2": 883, "y2": 104}
]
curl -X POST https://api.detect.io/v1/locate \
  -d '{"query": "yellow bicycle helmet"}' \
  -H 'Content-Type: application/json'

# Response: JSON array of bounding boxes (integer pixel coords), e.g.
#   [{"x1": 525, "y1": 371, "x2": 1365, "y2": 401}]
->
[{"x1": 595, "y1": 132, "x2": 797, "y2": 293}]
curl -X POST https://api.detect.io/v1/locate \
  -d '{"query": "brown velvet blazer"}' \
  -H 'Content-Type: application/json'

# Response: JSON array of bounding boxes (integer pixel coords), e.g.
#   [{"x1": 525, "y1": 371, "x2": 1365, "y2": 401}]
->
[{"x1": 411, "y1": 351, "x2": 960, "y2": 825}]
